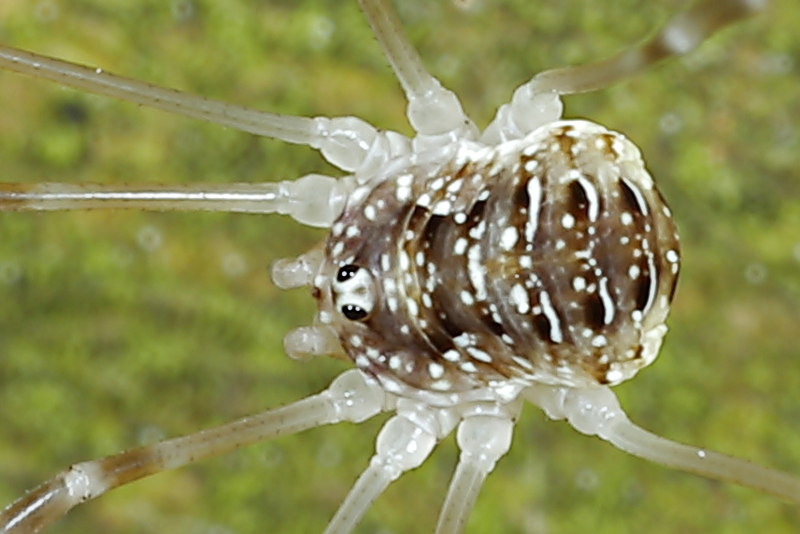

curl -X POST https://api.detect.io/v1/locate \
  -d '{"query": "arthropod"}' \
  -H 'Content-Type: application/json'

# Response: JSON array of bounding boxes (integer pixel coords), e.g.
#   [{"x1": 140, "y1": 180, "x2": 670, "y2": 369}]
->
[{"x1": 0, "y1": 0, "x2": 796, "y2": 532}]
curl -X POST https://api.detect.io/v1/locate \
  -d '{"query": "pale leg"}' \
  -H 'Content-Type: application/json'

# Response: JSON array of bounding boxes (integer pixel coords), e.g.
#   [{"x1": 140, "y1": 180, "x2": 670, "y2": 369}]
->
[
  {"x1": 0, "y1": 370, "x2": 390, "y2": 534},
  {"x1": 523, "y1": 383, "x2": 800, "y2": 504}
]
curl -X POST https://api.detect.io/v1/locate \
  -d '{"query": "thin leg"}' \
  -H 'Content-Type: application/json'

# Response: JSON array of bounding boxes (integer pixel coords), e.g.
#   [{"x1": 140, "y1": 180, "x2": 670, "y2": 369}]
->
[
  {"x1": 523, "y1": 383, "x2": 800, "y2": 504},
  {"x1": 271, "y1": 246, "x2": 326, "y2": 289},
  {"x1": 282, "y1": 326, "x2": 346, "y2": 361},
  {"x1": 324, "y1": 414, "x2": 440, "y2": 534},
  {"x1": 483, "y1": 0, "x2": 766, "y2": 142},
  {"x1": 357, "y1": 0, "x2": 477, "y2": 141},
  {"x1": 0, "y1": 173, "x2": 350, "y2": 227},
  {"x1": 0, "y1": 370, "x2": 389, "y2": 534},
  {"x1": 0, "y1": 46, "x2": 393, "y2": 172},
  {"x1": 435, "y1": 408, "x2": 518, "y2": 534},
  {"x1": 531, "y1": 0, "x2": 765, "y2": 95}
]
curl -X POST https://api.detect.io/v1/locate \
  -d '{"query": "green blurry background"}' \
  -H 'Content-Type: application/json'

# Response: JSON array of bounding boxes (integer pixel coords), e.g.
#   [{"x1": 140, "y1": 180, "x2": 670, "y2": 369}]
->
[{"x1": 0, "y1": 1, "x2": 798, "y2": 532}]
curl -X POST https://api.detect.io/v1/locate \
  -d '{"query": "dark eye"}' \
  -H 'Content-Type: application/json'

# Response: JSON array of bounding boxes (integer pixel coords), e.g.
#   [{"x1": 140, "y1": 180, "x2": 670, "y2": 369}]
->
[
  {"x1": 341, "y1": 304, "x2": 368, "y2": 321},
  {"x1": 336, "y1": 265, "x2": 360, "y2": 283}
]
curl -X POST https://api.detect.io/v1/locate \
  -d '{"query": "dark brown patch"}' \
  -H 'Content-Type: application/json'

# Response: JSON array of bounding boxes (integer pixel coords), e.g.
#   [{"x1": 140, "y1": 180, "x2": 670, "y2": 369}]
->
[
  {"x1": 667, "y1": 269, "x2": 680, "y2": 301},
  {"x1": 567, "y1": 179, "x2": 589, "y2": 217},
  {"x1": 619, "y1": 178, "x2": 644, "y2": 215},
  {"x1": 634, "y1": 274, "x2": 652, "y2": 312},
  {"x1": 584, "y1": 292, "x2": 606, "y2": 330},
  {"x1": 423, "y1": 214, "x2": 445, "y2": 244},
  {"x1": 532, "y1": 314, "x2": 552, "y2": 342},
  {"x1": 437, "y1": 308, "x2": 464, "y2": 338},
  {"x1": 424, "y1": 326, "x2": 456, "y2": 353},
  {"x1": 468, "y1": 198, "x2": 486, "y2": 223},
  {"x1": 482, "y1": 315, "x2": 507, "y2": 338},
  {"x1": 514, "y1": 172, "x2": 531, "y2": 209}
]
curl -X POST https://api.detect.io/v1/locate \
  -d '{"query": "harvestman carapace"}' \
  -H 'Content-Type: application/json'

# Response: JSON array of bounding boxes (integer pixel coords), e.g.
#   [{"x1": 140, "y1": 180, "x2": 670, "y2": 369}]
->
[{"x1": 0, "y1": 1, "x2": 798, "y2": 533}]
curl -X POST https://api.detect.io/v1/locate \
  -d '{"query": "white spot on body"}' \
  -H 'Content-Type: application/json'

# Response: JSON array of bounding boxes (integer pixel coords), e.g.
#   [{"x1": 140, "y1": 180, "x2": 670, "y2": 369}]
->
[
  {"x1": 643, "y1": 252, "x2": 658, "y2": 313},
  {"x1": 422, "y1": 293, "x2": 433, "y2": 308},
  {"x1": 397, "y1": 174, "x2": 413, "y2": 187},
  {"x1": 500, "y1": 226, "x2": 519, "y2": 250},
  {"x1": 539, "y1": 290, "x2": 563, "y2": 343},
  {"x1": 406, "y1": 297, "x2": 419, "y2": 316},
  {"x1": 576, "y1": 176, "x2": 600, "y2": 222},
  {"x1": 666, "y1": 249, "x2": 679, "y2": 263},
  {"x1": 460, "y1": 361, "x2": 478, "y2": 373},
  {"x1": 467, "y1": 245, "x2": 488, "y2": 300},
  {"x1": 572, "y1": 276, "x2": 587, "y2": 291},
  {"x1": 512, "y1": 356, "x2": 534, "y2": 371},
  {"x1": 443, "y1": 349, "x2": 461, "y2": 362},
  {"x1": 428, "y1": 362, "x2": 445, "y2": 379},
  {"x1": 447, "y1": 179, "x2": 464, "y2": 193},
  {"x1": 399, "y1": 251, "x2": 410, "y2": 271},
  {"x1": 454, "y1": 237, "x2": 468, "y2": 255},
  {"x1": 598, "y1": 277, "x2": 616, "y2": 325},
  {"x1": 510, "y1": 284, "x2": 530, "y2": 314},
  {"x1": 453, "y1": 332, "x2": 477, "y2": 348},
  {"x1": 469, "y1": 220, "x2": 486, "y2": 239},
  {"x1": 433, "y1": 200, "x2": 452, "y2": 215},
  {"x1": 467, "y1": 347, "x2": 493, "y2": 363},
  {"x1": 525, "y1": 178, "x2": 542, "y2": 242},
  {"x1": 397, "y1": 186, "x2": 411, "y2": 202}
]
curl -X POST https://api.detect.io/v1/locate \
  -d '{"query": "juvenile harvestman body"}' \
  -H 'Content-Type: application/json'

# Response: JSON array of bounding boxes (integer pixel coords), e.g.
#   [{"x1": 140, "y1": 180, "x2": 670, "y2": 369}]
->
[{"x1": 0, "y1": 1, "x2": 798, "y2": 533}]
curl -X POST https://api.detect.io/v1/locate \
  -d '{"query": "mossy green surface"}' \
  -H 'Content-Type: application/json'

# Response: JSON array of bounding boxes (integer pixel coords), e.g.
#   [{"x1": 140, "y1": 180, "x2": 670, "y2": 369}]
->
[{"x1": 0, "y1": 1, "x2": 798, "y2": 533}]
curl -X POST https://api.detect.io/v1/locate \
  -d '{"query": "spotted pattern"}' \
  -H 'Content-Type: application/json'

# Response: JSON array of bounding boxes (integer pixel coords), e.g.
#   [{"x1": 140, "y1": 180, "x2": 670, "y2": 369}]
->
[{"x1": 315, "y1": 120, "x2": 680, "y2": 393}]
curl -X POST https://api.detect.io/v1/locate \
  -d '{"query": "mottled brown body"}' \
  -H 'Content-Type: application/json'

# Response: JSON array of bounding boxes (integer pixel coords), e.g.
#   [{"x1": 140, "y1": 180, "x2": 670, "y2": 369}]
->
[{"x1": 317, "y1": 120, "x2": 679, "y2": 396}]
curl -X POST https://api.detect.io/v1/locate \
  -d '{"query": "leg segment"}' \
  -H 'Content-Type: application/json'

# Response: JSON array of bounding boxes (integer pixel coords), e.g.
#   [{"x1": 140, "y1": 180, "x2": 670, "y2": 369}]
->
[
  {"x1": 483, "y1": 0, "x2": 766, "y2": 143},
  {"x1": 530, "y1": 0, "x2": 765, "y2": 95},
  {"x1": 357, "y1": 0, "x2": 477, "y2": 143},
  {"x1": 523, "y1": 383, "x2": 800, "y2": 504},
  {"x1": 0, "y1": 46, "x2": 395, "y2": 172},
  {"x1": 0, "y1": 370, "x2": 389, "y2": 534},
  {"x1": 435, "y1": 399, "x2": 521, "y2": 534},
  {"x1": 0, "y1": 173, "x2": 350, "y2": 227},
  {"x1": 323, "y1": 414, "x2": 439, "y2": 534}
]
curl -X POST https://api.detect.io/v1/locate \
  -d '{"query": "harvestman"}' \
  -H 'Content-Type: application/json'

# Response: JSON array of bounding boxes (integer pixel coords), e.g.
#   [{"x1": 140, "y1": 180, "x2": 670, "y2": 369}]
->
[{"x1": 0, "y1": 0, "x2": 798, "y2": 533}]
